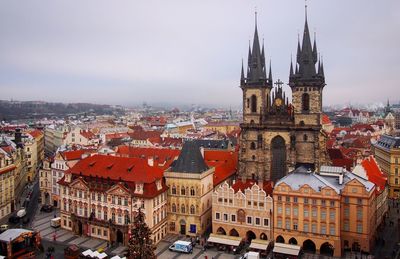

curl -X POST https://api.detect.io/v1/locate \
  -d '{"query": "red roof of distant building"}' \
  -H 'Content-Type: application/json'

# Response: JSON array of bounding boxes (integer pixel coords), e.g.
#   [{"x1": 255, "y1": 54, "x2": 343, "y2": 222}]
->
[
  {"x1": 80, "y1": 130, "x2": 96, "y2": 140},
  {"x1": 332, "y1": 158, "x2": 354, "y2": 171},
  {"x1": 322, "y1": 114, "x2": 332, "y2": 125},
  {"x1": 327, "y1": 148, "x2": 345, "y2": 160},
  {"x1": 128, "y1": 130, "x2": 162, "y2": 141},
  {"x1": 28, "y1": 129, "x2": 43, "y2": 139},
  {"x1": 105, "y1": 132, "x2": 130, "y2": 141},
  {"x1": 351, "y1": 124, "x2": 375, "y2": 132},
  {"x1": 231, "y1": 179, "x2": 273, "y2": 195}
]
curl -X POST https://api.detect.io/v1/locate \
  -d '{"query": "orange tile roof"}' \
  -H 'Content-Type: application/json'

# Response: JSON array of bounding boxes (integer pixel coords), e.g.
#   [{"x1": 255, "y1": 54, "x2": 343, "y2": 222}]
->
[{"x1": 80, "y1": 130, "x2": 96, "y2": 140}]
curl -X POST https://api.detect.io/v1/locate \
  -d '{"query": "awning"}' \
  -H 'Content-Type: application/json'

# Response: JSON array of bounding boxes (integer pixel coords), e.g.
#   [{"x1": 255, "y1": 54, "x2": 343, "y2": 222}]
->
[
  {"x1": 207, "y1": 234, "x2": 242, "y2": 246},
  {"x1": 82, "y1": 249, "x2": 94, "y2": 256},
  {"x1": 273, "y1": 243, "x2": 301, "y2": 256},
  {"x1": 249, "y1": 239, "x2": 270, "y2": 250}
]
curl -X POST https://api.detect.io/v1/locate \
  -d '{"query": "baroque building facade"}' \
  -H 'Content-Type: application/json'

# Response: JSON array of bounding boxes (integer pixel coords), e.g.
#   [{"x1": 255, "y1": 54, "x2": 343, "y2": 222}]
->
[{"x1": 238, "y1": 12, "x2": 328, "y2": 182}]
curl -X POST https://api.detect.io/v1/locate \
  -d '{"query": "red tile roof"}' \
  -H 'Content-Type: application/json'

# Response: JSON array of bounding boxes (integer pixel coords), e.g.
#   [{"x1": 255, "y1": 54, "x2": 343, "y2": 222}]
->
[
  {"x1": 128, "y1": 130, "x2": 162, "y2": 141},
  {"x1": 204, "y1": 150, "x2": 238, "y2": 187},
  {"x1": 105, "y1": 132, "x2": 130, "y2": 141},
  {"x1": 232, "y1": 179, "x2": 273, "y2": 195},
  {"x1": 322, "y1": 114, "x2": 332, "y2": 125},
  {"x1": 0, "y1": 165, "x2": 16, "y2": 175},
  {"x1": 361, "y1": 156, "x2": 387, "y2": 194},
  {"x1": 63, "y1": 154, "x2": 167, "y2": 198},
  {"x1": 115, "y1": 146, "x2": 180, "y2": 169},
  {"x1": 80, "y1": 130, "x2": 96, "y2": 140},
  {"x1": 28, "y1": 129, "x2": 43, "y2": 139}
]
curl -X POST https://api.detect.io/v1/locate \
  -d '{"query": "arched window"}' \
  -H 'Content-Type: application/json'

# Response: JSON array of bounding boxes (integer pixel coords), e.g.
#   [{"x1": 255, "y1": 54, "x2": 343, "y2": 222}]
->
[
  {"x1": 181, "y1": 204, "x2": 186, "y2": 214},
  {"x1": 181, "y1": 186, "x2": 186, "y2": 196},
  {"x1": 171, "y1": 185, "x2": 176, "y2": 195},
  {"x1": 190, "y1": 205, "x2": 195, "y2": 214},
  {"x1": 251, "y1": 95, "x2": 257, "y2": 113},
  {"x1": 247, "y1": 98, "x2": 250, "y2": 108},
  {"x1": 172, "y1": 203, "x2": 176, "y2": 212},
  {"x1": 303, "y1": 134, "x2": 308, "y2": 141},
  {"x1": 250, "y1": 142, "x2": 256, "y2": 150},
  {"x1": 302, "y1": 93, "x2": 310, "y2": 111},
  {"x1": 190, "y1": 187, "x2": 195, "y2": 196}
]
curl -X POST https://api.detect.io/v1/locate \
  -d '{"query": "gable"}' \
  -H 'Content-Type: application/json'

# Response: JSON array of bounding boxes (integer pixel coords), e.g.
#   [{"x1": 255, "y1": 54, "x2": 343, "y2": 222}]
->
[
  {"x1": 70, "y1": 178, "x2": 89, "y2": 190},
  {"x1": 107, "y1": 183, "x2": 130, "y2": 196}
]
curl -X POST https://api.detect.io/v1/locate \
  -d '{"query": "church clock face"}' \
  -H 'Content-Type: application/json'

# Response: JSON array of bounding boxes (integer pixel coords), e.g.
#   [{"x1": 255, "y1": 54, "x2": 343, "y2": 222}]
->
[{"x1": 274, "y1": 98, "x2": 283, "y2": 107}]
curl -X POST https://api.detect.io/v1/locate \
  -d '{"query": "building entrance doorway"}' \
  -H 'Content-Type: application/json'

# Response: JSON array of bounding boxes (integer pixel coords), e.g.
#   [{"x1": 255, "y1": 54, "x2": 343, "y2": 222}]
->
[
  {"x1": 180, "y1": 219, "x2": 186, "y2": 235},
  {"x1": 116, "y1": 229, "x2": 124, "y2": 244}
]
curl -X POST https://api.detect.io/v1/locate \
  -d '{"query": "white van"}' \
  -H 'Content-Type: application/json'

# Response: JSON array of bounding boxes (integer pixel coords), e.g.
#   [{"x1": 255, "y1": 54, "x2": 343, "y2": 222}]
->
[
  {"x1": 169, "y1": 240, "x2": 193, "y2": 254},
  {"x1": 50, "y1": 217, "x2": 61, "y2": 228}
]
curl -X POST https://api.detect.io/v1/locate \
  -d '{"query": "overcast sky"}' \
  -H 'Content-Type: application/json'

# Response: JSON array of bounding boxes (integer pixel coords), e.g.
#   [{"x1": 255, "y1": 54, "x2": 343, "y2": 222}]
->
[{"x1": 0, "y1": 1, "x2": 399, "y2": 108}]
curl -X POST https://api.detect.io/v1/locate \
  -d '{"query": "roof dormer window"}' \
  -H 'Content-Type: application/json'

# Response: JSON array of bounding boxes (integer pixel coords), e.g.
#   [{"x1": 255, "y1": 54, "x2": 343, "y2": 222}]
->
[{"x1": 135, "y1": 183, "x2": 143, "y2": 194}]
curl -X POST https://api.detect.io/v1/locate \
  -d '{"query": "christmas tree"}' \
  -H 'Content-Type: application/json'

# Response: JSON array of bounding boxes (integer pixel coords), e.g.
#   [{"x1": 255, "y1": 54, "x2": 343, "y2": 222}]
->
[{"x1": 127, "y1": 208, "x2": 156, "y2": 259}]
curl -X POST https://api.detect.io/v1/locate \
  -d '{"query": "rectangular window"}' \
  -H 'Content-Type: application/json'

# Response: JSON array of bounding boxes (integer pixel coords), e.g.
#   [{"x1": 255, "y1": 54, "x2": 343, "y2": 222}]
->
[
  {"x1": 255, "y1": 217, "x2": 261, "y2": 225},
  {"x1": 330, "y1": 225, "x2": 335, "y2": 235},
  {"x1": 312, "y1": 199, "x2": 317, "y2": 205},
  {"x1": 293, "y1": 207, "x2": 298, "y2": 216},
  {"x1": 277, "y1": 196, "x2": 282, "y2": 201},
  {"x1": 98, "y1": 229, "x2": 101, "y2": 235},
  {"x1": 344, "y1": 207, "x2": 349, "y2": 217},
  {"x1": 311, "y1": 223, "x2": 317, "y2": 233},
  {"x1": 357, "y1": 208, "x2": 363, "y2": 220},
  {"x1": 104, "y1": 230, "x2": 108, "y2": 237},
  {"x1": 304, "y1": 223, "x2": 309, "y2": 232},
  {"x1": 293, "y1": 223, "x2": 298, "y2": 230},
  {"x1": 247, "y1": 216, "x2": 252, "y2": 224},
  {"x1": 285, "y1": 207, "x2": 291, "y2": 215},
  {"x1": 344, "y1": 197, "x2": 349, "y2": 204},
  {"x1": 321, "y1": 200, "x2": 326, "y2": 207},
  {"x1": 304, "y1": 209, "x2": 309, "y2": 218},
  {"x1": 344, "y1": 222, "x2": 349, "y2": 231},
  {"x1": 293, "y1": 197, "x2": 298, "y2": 203},
  {"x1": 286, "y1": 196, "x2": 290, "y2": 202},
  {"x1": 263, "y1": 218, "x2": 269, "y2": 226},
  {"x1": 357, "y1": 198, "x2": 362, "y2": 205},
  {"x1": 216, "y1": 212, "x2": 220, "y2": 220},
  {"x1": 92, "y1": 227, "x2": 95, "y2": 234},
  {"x1": 285, "y1": 220, "x2": 290, "y2": 230},
  {"x1": 321, "y1": 225, "x2": 326, "y2": 234},
  {"x1": 223, "y1": 213, "x2": 228, "y2": 221},
  {"x1": 278, "y1": 206, "x2": 282, "y2": 214},
  {"x1": 357, "y1": 223, "x2": 363, "y2": 233},
  {"x1": 321, "y1": 210, "x2": 326, "y2": 220},
  {"x1": 231, "y1": 215, "x2": 236, "y2": 222},
  {"x1": 304, "y1": 198, "x2": 309, "y2": 204},
  {"x1": 330, "y1": 211, "x2": 335, "y2": 221},
  {"x1": 312, "y1": 208, "x2": 317, "y2": 218},
  {"x1": 330, "y1": 200, "x2": 335, "y2": 207},
  {"x1": 277, "y1": 219, "x2": 282, "y2": 228}
]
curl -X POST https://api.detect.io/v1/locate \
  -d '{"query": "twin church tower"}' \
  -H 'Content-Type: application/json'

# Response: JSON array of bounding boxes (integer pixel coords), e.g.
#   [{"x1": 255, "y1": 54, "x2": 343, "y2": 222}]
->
[{"x1": 238, "y1": 8, "x2": 328, "y2": 182}]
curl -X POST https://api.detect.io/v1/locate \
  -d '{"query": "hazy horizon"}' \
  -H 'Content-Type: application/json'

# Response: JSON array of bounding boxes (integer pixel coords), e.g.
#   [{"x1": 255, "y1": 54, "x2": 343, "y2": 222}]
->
[{"x1": 1, "y1": 1, "x2": 399, "y2": 107}]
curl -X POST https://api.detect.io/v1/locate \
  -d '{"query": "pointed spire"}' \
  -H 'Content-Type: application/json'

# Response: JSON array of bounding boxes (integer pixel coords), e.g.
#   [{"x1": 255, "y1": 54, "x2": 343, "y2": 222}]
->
[
  {"x1": 290, "y1": 55, "x2": 294, "y2": 77},
  {"x1": 320, "y1": 55, "x2": 325, "y2": 77},
  {"x1": 313, "y1": 32, "x2": 318, "y2": 63},
  {"x1": 268, "y1": 60, "x2": 273, "y2": 84},
  {"x1": 241, "y1": 59, "x2": 245, "y2": 84},
  {"x1": 296, "y1": 34, "x2": 301, "y2": 64},
  {"x1": 247, "y1": 40, "x2": 252, "y2": 65}
]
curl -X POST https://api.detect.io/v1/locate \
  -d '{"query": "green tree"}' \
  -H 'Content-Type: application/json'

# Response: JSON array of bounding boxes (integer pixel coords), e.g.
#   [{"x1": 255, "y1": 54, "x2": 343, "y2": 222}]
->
[{"x1": 127, "y1": 208, "x2": 156, "y2": 259}]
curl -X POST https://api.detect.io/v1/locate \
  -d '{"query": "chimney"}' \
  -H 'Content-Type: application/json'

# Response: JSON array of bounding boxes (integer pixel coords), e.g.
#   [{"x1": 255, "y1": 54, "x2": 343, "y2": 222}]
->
[
  {"x1": 241, "y1": 174, "x2": 246, "y2": 183},
  {"x1": 339, "y1": 172, "x2": 344, "y2": 185},
  {"x1": 200, "y1": 146, "x2": 205, "y2": 158}
]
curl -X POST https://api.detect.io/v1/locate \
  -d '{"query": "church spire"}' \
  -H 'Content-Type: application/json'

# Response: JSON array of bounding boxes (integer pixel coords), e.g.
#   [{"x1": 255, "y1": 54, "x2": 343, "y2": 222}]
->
[
  {"x1": 313, "y1": 32, "x2": 318, "y2": 63},
  {"x1": 268, "y1": 60, "x2": 273, "y2": 84},
  {"x1": 290, "y1": 55, "x2": 294, "y2": 77},
  {"x1": 242, "y1": 11, "x2": 270, "y2": 87},
  {"x1": 241, "y1": 59, "x2": 245, "y2": 84}
]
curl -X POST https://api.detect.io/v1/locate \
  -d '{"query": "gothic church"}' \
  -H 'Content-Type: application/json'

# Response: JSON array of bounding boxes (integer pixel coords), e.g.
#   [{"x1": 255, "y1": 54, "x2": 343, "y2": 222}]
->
[{"x1": 238, "y1": 11, "x2": 328, "y2": 182}]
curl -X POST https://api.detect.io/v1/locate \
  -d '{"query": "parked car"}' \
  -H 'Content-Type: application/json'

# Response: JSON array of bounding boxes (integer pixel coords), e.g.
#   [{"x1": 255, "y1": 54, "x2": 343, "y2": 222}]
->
[
  {"x1": 8, "y1": 215, "x2": 19, "y2": 224},
  {"x1": 40, "y1": 205, "x2": 53, "y2": 212}
]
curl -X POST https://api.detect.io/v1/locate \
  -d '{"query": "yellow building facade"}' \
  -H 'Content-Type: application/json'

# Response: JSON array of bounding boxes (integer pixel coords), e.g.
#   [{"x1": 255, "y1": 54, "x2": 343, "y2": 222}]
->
[{"x1": 373, "y1": 135, "x2": 400, "y2": 198}]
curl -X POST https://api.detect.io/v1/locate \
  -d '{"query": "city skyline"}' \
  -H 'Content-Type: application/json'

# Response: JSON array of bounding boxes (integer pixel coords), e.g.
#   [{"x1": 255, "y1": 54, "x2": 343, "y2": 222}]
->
[{"x1": 0, "y1": 0, "x2": 399, "y2": 107}]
